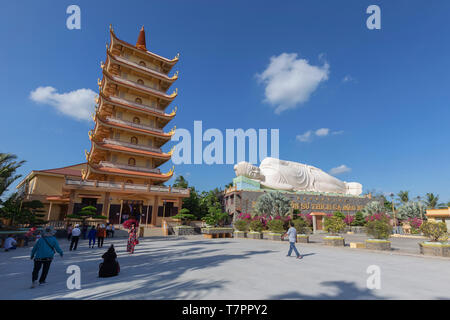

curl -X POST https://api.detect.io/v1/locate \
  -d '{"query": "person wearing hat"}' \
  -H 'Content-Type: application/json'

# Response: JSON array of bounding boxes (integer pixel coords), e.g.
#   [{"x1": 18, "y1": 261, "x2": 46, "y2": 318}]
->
[
  {"x1": 69, "y1": 224, "x2": 81, "y2": 251},
  {"x1": 30, "y1": 226, "x2": 63, "y2": 288}
]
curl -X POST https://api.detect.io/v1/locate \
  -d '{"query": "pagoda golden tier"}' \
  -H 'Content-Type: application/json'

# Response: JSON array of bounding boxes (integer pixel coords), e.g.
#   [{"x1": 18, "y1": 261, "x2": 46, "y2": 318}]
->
[{"x1": 84, "y1": 25, "x2": 180, "y2": 185}]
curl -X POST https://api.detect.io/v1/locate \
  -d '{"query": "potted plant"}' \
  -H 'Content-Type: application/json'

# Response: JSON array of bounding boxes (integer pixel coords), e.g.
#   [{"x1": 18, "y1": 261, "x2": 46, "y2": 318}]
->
[
  {"x1": 293, "y1": 217, "x2": 311, "y2": 243},
  {"x1": 201, "y1": 208, "x2": 233, "y2": 238},
  {"x1": 365, "y1": 217, "x2": 392, "y2": 250},
  {"x1": 266, "y1": 219, "x2": 285, "y2": 241},
  {"x1": 172, "y1": 208, "x2": 196, "y2": 236},
  {"x1": 233, "y1": 219, "x2": 249, "y2": 238},
  {"x1": 323, "y1": 216, "x2": 346, "y2": 246},
  {"x1": 248, "y1": 220, "x2": 263, "y2": 239},
  {"x1": 418, "y1": 221, "x2": 449, "y2": 257}
]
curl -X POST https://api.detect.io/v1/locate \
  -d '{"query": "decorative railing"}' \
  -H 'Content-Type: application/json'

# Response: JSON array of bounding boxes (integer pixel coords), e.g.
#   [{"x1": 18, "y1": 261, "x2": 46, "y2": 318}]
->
[
  {"x1": 114, "y1": 54, "x2": 170, "y2": 79},
  {"x1": 65, "y1": 178, "x2": 190, "y2": 195},
  {"x1": 102, "y1": 138, "x2": 163, "y2": 154},
  {"x1": 110, "y1": 74, "x2": 172, "y2": 99},
  {"x1": 106, "y1": 117, "x2": 163, "y2": 133},
  {"x1": 107, "y1": 95, "x2": 167, "y2": 116},
  {"x1": 98, "y1": 161, "x2": 161, "y2": 174}
]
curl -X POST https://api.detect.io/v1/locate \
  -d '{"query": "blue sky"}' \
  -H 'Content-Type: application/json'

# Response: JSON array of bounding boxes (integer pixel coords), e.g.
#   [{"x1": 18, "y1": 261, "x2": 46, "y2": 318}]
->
[{"x1": 1, "y1": 0, "x2": 449, "y2": 202}]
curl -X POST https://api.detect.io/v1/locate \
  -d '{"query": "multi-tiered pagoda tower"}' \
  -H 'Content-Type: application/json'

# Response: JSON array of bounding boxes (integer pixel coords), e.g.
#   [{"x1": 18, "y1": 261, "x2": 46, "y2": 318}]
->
[
  {"x1": 62, "y1": 26, "x2": 189, "y2": 227},
  {"x1": 85, "y1": 25, "x2": 177, "y2": 185}
]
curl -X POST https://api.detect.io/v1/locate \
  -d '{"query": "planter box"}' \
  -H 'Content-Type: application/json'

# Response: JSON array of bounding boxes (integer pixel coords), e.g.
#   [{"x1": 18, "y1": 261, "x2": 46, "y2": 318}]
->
[
  {"x1": 365, "y1": 239, "x2": 391, "y2": 250},
  {"x1": 173, "y1": 226, "x2": 196, "y2": 236},
  {"x1": 296, "y1": 234, "x2": 309, "y2": 243},
  {"x1": 202, "y1": 227, "x2": 233, "y2": 239},
  {"x1": 262, "y1": 231, "x2": 271, "y2": 240},
  {"x1": 248, "y1": 232, "x2": 262, "y2": 239},
  {"x1": 419, "y1": 242, "x2": 450, "y2": 257},
  {"x1": 323, "y1": 236, "x2": 345, "y2": 247},
  {"x1": 267, "y1": 232, "x2": 283, "y2": 241},
  {"x1": 233, "y1": 231, "x2": 247, "y2": 238}
]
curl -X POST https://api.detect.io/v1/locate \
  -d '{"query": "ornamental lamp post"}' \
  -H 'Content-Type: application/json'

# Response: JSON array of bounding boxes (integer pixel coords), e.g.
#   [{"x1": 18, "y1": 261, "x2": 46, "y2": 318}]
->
[{"x1": 390, "y1": 193, "x2": 397, "y2": 232}]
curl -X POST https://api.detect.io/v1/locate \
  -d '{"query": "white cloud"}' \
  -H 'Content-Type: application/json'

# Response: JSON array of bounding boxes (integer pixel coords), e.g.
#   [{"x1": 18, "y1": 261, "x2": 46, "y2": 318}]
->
[
  {"x1": 329, "y1": 165, "x2": 351, "y2": 175},
  {"x1": 342, "y1": 75, "x2": 357, "y2": 83},
  {"x1": 30, "y1": 86, "x2": 97, "y2": 121},
  {"x1": 296, "y1": 130, "x2": 313, "y2": 142},
  {"x1": 315, "y1": 128, "x2": 330, "y2": 137},
  {"x1": 297, "y1": 127, "x2": 343, "y2": 142},
  {"x1": 256, "y1": 53, "x2": 330, "y2": 114}
]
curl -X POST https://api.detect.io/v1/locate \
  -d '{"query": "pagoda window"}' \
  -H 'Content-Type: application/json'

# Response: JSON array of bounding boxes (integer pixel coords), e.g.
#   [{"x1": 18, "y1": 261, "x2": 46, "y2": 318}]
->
[
  {"x1": 111, "y1": 155, "x2": 118, "y2": 163},
  {"x1": 131, "y1": 136, "x2": 138, "y2": 144},
  {"x1": 114, "y1": 132, "x2": 120, "y2": 140},
  {"x1": 133, "y1": 117, "x2": 140, "y2": 124},
  {"x1": 135, "y1": 97, "x2": 142, "y2": 104},
  {"x1": 126, "y1": 179, "x2": 133, "y2": 184},
  {"x1": 137, "y1": 79, "x2": 144, "y2": 85},
  {"x1": 139, "y1": 61, "x2": 146, "y2": 67},
  {"x1": 128, "y1": 158, "x2": 136, "y2": 166},
  {"x1": 117, "y1": 111, "x2": 123, "y2": 119},
  {"x1": 146, "y1": 160, "x2": 151, "y2": 168}
]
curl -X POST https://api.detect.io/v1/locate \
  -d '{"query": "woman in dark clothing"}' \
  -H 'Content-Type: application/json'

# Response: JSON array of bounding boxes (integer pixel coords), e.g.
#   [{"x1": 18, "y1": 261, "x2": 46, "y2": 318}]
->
[{"x1": 99, "y1": 244, "x2": 120, "y2": 278}]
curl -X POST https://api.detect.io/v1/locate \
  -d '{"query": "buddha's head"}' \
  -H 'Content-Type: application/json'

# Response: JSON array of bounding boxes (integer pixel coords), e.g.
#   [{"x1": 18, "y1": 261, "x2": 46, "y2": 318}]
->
[{"x1": 234, "y1": 161, "x2": 262, "y2": 180}]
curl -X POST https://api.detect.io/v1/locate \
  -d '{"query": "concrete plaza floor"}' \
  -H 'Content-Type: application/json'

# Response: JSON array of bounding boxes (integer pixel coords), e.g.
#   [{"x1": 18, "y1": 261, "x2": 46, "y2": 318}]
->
[{"x1": 0, "y1": 235, "x2": 449, "y2": 300}]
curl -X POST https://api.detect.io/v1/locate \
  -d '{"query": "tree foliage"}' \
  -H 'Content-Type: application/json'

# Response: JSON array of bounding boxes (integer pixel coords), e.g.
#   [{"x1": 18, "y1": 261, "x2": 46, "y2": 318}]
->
[
  {"x1": 366, "y1": 218, "x2": 391, "y2": 239},
  {"x1": 361, "y1": 201, "x2": 385, "y2": 217},
  {"x1": 420, "y1": 221, "x2": 448, "y2": 242},
  {"x1": 323, "y1": 216, "x2": 346, "y2": 235},
  {"x1": 0, "y1": 153, "x2": 25, "y2": 200},
  {"x1": 0, "y1": 193, "x2": 46, "y2": 226},
  {"x1": 254, "y1": 192, "x2": 291, "y2": 217},
  {"x1": 396, "y1": 201, "x2": 424, "y2": 219}
]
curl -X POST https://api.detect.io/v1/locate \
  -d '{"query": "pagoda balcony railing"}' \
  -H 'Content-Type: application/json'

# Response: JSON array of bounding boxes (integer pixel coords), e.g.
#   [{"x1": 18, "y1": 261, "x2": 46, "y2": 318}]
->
[
  {"x1": 113, "y1": 76, "x2": 170, "y2": 99},
  {"x1": 107, "y1": 95, "x2": 167, "y2": 116},
  {"x1": 99, "y1": 161, "x2": 161, "y2": 174},
  {"x1": 106, "y1": 117, "x2": 164, "y2": 133},
  {"x1": 114, "y1": 55, "x2": 169, "y2": 78},
  {"x1": 65, "y1": 178, "x2": 190, "y2": 195},
  {"x1": 102, "y1": 138, "x2": 163, "y2": 154}
]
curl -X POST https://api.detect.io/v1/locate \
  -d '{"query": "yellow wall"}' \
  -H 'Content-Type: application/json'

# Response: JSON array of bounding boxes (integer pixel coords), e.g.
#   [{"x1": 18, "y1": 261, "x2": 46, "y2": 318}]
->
[{"x1": 31, "y1": 175, "x2": 65, "y2": 196}]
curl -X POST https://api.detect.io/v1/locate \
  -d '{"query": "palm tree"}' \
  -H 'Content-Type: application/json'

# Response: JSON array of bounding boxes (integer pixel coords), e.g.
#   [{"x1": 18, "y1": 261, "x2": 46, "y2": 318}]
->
[
  {"x1": 424, "y1": 193, "x2": 443, "y2": 209},
  {"x1": 173, "y1": 175, "x2": 188, "y2": 188},
  {"x1": 397, "y1": 190, "x2": 409, "y2": 205},
  {"x1": 0, "y1": 153, "x2": 25, "y2": 199}
]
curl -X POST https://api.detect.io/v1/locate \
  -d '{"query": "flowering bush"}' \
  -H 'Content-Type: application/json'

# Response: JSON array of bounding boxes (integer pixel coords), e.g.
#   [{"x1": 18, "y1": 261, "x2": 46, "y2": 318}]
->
[
  {"x1": 252, "y1": 215, "x2": 268, "y2": 228},
  {"x1": 238, "y1": 213, "x2": 252, "y2": 221},
  {"x1": 344, "y1": 215, "x2": 355, "y2": 225},
  {"x1": 323, "y1": 216, "x2": 346, "y2": 235},
  {"x1": 407, "y1": 218, "x2": 423, "y2": 230},
  {"x1": 300, "y1": 213, "x2": 313, "y2": 226},
  {"x1": 365, "y1": 213, "x2": 390, "y2": 223},
  {"x1": 293, "y1": 218, "x2": 311, "y2": 235}
]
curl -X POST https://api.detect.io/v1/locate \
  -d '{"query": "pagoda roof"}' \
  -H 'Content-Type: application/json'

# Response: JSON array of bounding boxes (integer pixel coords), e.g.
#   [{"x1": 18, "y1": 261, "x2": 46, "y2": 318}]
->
[
  {"x1": 105, "y1": 49, "x2": 178, "y2": 85},
  {"x1": 109, "y1": 26, "x2": 179, "y2": 69},
  {"x1": 101, "y1": 70, "x2": 178, "y2": 102},
  {"x1": 94, "y1": 114, "x2": 174, "y2": 139},
  {"x1": 98, "y1": 92, "x2": 176, "y2": 120},
  {"x1": 87, "y1": 163, "x2": 173, "y2": 181},
  {"x1": 91, "y1": 139, "x2": 172, "y2": 160}
]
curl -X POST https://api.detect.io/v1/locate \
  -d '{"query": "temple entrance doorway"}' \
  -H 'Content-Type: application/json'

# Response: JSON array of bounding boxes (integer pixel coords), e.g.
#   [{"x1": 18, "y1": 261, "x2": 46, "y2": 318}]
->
[{"x1": 121, "y1": 200, "x2": 143, "y2": 224}]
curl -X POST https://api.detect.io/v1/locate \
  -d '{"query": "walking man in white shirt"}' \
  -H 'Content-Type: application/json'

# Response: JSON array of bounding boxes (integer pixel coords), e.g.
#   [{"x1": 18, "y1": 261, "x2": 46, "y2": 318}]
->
[
  {"x1": 283, "y1": 222, "x2": 302, "y2": 259},
  {"x1": 69, "y1": 224, "x2": 81, "y2": 251}
]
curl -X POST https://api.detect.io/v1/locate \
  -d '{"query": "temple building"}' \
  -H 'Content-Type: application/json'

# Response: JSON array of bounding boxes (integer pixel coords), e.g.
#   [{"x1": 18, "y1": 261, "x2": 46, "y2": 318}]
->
[{"x1": 16, "y1": 26, "x2": 189, "y2": 227}]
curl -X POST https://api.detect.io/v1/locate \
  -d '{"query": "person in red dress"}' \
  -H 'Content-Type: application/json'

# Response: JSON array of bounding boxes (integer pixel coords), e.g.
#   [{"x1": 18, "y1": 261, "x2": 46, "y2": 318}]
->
[{"x1": 126, "y1": 224, "x2": 139, "y2": 254}]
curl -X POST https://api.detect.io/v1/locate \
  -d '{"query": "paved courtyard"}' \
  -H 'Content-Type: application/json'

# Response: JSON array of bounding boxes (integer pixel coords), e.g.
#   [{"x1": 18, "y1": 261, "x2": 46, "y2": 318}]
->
[{"x1": 0, "y1": 235, "x2": 449, "y2": 300}]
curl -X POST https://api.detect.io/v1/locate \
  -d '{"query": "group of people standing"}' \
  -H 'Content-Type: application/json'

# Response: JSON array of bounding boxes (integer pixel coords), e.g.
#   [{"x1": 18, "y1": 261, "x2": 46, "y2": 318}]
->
[{"x1": 67, "y1": 223, "x2": 116, "y2": 250}]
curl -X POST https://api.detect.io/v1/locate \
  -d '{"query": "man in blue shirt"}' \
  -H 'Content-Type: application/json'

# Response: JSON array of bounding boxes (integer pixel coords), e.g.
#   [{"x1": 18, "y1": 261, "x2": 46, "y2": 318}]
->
[{"x1": 283, "y1": 222, "x2": 302, "y2": 259}]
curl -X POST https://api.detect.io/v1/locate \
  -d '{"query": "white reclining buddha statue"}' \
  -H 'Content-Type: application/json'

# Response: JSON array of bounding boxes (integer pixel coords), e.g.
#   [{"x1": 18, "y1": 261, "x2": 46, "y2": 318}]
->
[{"x1": 233, "y1": 157, "x2": 363, "y2": 196}]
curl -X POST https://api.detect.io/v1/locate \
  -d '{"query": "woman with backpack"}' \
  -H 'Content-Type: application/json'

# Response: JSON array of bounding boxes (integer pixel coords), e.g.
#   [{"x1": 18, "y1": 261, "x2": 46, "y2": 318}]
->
[{"x1": 30, "y1": 226, "x2": 63, "y2": 288}]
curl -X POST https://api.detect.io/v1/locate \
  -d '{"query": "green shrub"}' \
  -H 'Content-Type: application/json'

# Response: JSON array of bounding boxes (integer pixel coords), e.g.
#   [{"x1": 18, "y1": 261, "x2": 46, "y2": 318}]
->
[
  {"x1": 293, "y1": 218, "x2": 311, "y2": 234},
  {"x1": 172, "y1": 213, "x2": 196, "y2": 225},
  {"x1": 267, "y1": 219, "x2": 285, "y2": 233},
  {"x1": 333, "y1": 211, "x2": 345, "y2": 220},
  {"x1": 93, "y1": 215, "x2": 108, "y2": 219},
  {"x1": 351, "y1": 211, "x2": 366, "y2": 226},
  {"x1": 366, "y1": 219, "x2": 391, "y2": 239},
  {"x1": 249, "y1": 220, "x2": 263, "y2": 232},
  {"x1": 323, "y1": 216, "x2": 346, "y2": 235},
  {"x1": 234, "y1": 219, "x2": 249, "y2": 232},
  {"x1": 420, "y1": 221, "x2": 448, "y2": 242}
]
